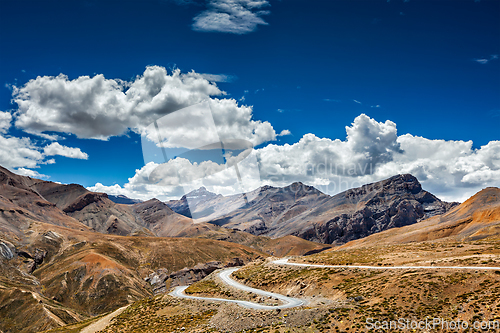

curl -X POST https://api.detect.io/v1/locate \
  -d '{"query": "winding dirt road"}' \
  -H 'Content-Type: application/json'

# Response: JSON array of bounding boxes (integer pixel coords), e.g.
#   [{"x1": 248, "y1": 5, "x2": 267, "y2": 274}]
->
[
  {"x1": 170, "y1": 267, "x2": 304, "y2": 310},
  {"x1": 170, "y1": 258, "x2": 500, "y2": 310},
  {"x1": 272, "y1": 258, "x2": 500, "y2": 270}
]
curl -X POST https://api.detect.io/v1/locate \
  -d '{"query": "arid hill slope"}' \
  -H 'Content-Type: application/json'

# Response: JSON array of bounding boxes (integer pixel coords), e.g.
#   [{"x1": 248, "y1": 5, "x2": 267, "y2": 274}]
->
[
  {"x1": 194, "y1": 230, "x2": 331, "y2": 257},
  {"x1": 0, "y1": 166, "x2": 269, "y2": 332},
  {"x1": 31, "y1": 179, "x2": 191, "y2": 237},
  {"x1": 0, "y1": 219, "x2": 266, "y2": 333},
  {"x1": 0, "y1": 167, "x2": 91, "y2": 240}
]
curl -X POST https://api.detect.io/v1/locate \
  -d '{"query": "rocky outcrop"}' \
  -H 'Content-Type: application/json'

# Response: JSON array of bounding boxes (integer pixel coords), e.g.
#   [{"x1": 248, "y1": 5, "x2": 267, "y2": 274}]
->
[
  {"x1": 14, "y1": 247, "x2": 48, "y2": 273},
  {"x1": 169, "y1": 261, "x2": 222, "y2": 286},
  {"x1": 105, "y1": 215, "x2": 130, "y2": 236},
  {"x1": 225, "y1": 257, "x2": 245, "y2": 267},
  {"x1": 146, "y1": 258, "x2": 245, "y2": 294},
  {"x1": 0, "y1": 241, "x2": 14, "y2": 260},
  {"x1": 294, "y1": 174, "x2": 459, "y2": 244}
]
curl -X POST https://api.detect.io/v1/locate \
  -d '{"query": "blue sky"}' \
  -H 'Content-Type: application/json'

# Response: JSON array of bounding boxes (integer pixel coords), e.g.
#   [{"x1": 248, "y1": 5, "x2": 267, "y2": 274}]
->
[{"x1": 0, "y1": 0, "x2": 499, "y2": 202}]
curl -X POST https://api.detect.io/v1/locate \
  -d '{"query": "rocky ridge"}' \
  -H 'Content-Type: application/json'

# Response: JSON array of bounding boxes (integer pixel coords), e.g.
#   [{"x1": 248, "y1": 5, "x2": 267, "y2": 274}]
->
[
  {"x1": 167, "y1": 174, "x2": 458, "y2": 245},
  {"x1": 295, "y1": 174, "x2": 459, "y2": 244}
]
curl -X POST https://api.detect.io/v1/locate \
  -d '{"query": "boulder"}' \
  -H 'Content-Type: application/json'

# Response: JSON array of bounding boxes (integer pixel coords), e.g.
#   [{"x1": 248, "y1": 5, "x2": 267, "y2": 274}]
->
[
  {"x1": 0, "y1": 241, "x2": 14, "y2": 260},
  {"x1": 146, "y1": 261, "x2": 224, "y2": 294}
]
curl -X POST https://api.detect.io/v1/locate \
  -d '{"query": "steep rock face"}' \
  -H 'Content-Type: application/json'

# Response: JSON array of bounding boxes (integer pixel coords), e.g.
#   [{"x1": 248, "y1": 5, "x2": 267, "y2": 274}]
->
[
  {"x1": 294, "y1": 174, "x2": 458, "y2": 244},
  {"x1": 145, "y1": 258, "x2": 245, "y2": 294},
  {"x1": 340, "y1": 187, "x2": 500, "y2": 249}
]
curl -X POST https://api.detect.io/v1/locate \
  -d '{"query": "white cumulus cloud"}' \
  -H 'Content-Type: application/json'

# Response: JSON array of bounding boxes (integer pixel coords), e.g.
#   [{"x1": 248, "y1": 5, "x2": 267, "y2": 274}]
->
[
  {"x1": 15, "y1": 168, "x2": 48, "y2": 179},
  {"x1": 0, "y1": 135, "x2": 45, "y2": 170},
  {"x1": 12, "y1": 66, "x2": 279, "y2": 147},
  {"x1": 0, "y1": 136, "x2": 90, "y2": 176},
  {"x1": 192, "y1": 0, "x2": 270, "y2": 34},
  {"x1": 4, "y1": 66, "x2": 286, "y2": 181},
  {"x1": 0, "y1": 109, "x2": 89, "y2": 174},
  {"x1": 90, "y1": 114, "x2": 500, "y2": 203},
  {"x1": 0, "y1": 111, "x2": 12, "y2": 134},
  {"x1": 13, "y1": 66, "x2": 224, "y2": 140},
  {"x1": 44, "y1": 142, "x2": 88, "y2": 160}
]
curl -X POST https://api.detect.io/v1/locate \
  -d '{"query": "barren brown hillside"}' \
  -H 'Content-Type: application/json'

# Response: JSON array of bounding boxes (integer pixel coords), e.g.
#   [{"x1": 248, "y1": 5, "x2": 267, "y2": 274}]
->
[{"x1": 0, "y1": 219, "x2": 266, "y2": 333}]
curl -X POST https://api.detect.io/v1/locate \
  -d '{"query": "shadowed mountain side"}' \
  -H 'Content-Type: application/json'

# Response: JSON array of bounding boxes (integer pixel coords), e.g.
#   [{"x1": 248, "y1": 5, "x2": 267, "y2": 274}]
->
[
  {"x1": 0, "y1": 166, "x2": 149, "y2": 237},
  {"x1": 131, "y1": 199, "x2": 197, "y2": 237},
  {"x1": 31, "y1": 181, "x2": 150, "y2": 236},
  {"x1": 339, "y1": 187, "x2": 500, "y2": 249},
  {"x1": 31, "y1": 181, "x2": 89, "y2": 209},
  {"x1": 0, "y1": 167, "x2": 92, "y2": 239},
  {"x1": 108, "y1": 194, "x2": 142, "y2": 205},
  {"x1": 0, "y1": 165, "x2": 331, "y2": 260},
  {"x1": 167, "y1": 183, "x2": 331, "y2": 234},
  {"x1": 1, "y1": 165, "x2": 457, "y2": 248},
  {"x1": 289, "y1": 174, "x2": 458, "y2": 244},
  {"x1": 28, "y1": 175, "x2": 198, "y2": 237},
  {"x1": 62, "y1": 192, "x2": 147, "y2": 236}
]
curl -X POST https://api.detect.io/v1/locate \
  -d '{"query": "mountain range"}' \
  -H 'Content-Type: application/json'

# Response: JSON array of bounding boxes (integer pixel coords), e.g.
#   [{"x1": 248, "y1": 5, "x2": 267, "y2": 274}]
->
[
  {"x1": 167, "y1": 174, "x2": 458, "y2": 244},
  {"x1": 0, "y1": 165, "x2": 461, "y2": 250},
  {"x1": 1, "y1": 164, "x2": 499, "y2": 332}
]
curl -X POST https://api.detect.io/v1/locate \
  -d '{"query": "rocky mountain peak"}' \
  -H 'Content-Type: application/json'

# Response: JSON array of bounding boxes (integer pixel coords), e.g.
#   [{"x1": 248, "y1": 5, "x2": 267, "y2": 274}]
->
[
  {"x1": 343, "y1": 174, "x2": 422, "y2": 203},
  {"x1": 134, "y1": 198, "x2": 173, "y2": 212},
  {"x1": 382, "y1": 174, "x2": 422, "y2": 194},
  {"x1": 258, "y1": 185, "x2": 276, "y2": 193},
  {"x1": 0, "y1": 165, "x2": 38, "y2": 194},
  {"x1": 182, "y1": 186, "x2": 218, "y2": 200},
  {"x1": 296, "y1": 174, "x2": 458, "y2": 244},
  {"x1": 62, "y1": 192, "x2": 109, "y2": 213},
  {"x1": 284, "y1": 181, "x2": 323, "y2": 196}
]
